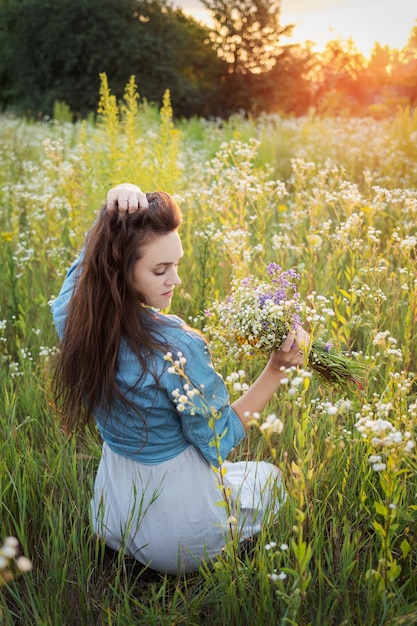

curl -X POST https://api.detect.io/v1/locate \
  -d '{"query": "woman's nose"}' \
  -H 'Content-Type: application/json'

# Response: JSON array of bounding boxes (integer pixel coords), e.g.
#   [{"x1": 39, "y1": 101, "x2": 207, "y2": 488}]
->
[{"x1": 165, "y1": 268, "x2": 181, "y2": 286}]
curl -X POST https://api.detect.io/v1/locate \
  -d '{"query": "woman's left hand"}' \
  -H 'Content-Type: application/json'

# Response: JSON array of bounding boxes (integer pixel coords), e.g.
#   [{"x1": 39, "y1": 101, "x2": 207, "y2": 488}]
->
[
  {"x1": 268, "y1": 327, "x2": 310, "y2": 373},
  {"x1": 106, "y1": 183, "x2": 149, "y2": 213}
]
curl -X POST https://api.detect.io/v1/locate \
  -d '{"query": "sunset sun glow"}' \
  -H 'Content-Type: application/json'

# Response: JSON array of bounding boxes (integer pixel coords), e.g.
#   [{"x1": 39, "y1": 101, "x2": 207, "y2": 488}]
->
[
  {"x1": 281, "y1": 0, "x2": 417, "y2": 56},
  {"x1": 179, "y1": 0, "x2": 417, "y2": 57}
]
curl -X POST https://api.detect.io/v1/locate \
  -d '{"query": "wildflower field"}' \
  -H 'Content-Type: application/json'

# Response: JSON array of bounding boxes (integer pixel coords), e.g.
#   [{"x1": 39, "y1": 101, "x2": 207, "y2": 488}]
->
[{"x1": 1, "y1": 77, "x2": 417, "y2": 625}]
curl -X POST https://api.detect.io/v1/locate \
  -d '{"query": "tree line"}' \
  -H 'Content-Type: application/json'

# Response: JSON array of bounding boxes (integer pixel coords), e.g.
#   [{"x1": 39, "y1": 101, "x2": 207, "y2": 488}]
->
[{"x1": 0, "y1": 0, "x2": 416, "y2": 120}]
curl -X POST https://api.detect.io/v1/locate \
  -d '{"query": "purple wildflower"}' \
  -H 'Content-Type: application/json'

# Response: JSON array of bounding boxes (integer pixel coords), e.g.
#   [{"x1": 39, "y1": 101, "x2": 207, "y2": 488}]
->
[
  {"x1": 259, "y1": 292, "x2": 273, "y2": 306},
  {"x1": 292, "y1": 312, "x2": 302, "y2": 327},
  {"x1": 266, "y1": 262, "x2": 282, "y2": 276},
  {"x1": 273, "y1": 289, "x2": 286, "y2": 303}
]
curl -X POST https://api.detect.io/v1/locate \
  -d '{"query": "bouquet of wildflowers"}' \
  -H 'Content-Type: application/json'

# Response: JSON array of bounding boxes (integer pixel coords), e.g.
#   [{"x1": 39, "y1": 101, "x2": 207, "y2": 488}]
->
[{"x1": 204, "y1": 263, "x2": 365, "y2": 389}]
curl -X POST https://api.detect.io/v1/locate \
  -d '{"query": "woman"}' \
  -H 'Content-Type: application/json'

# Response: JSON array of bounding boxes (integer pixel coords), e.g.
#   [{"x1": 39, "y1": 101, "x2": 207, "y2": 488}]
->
[{"x1": 51, "y1": 183, "x2": 308, "y2": 575}]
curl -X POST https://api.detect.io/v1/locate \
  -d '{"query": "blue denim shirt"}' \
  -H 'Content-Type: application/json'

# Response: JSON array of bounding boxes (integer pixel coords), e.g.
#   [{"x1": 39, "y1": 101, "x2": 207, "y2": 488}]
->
[{"x1": 51, "y1": 255, "x2": 246, "y2": 467}]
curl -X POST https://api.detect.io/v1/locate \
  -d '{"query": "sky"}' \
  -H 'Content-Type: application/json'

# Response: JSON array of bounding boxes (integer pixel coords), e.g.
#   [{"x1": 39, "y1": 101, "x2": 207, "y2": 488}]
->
[{"x1": 176, "y1": 0, "x2": 417, "y2": 57}]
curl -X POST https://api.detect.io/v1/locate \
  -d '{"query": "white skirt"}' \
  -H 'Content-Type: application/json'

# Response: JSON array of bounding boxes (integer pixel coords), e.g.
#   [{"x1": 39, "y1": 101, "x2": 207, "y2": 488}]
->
[{"x1": 91, "y1": 443, "x2": 285, "y2": 574}]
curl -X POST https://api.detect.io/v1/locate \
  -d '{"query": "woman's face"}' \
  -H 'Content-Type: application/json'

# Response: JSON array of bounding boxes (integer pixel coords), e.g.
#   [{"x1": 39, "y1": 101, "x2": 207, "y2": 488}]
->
[{"x1": 132, "y1": 230, "x2": 183, "y2": 309}]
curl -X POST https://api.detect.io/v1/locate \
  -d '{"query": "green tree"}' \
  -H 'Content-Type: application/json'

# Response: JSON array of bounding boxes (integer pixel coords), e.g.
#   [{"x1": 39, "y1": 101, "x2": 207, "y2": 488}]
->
[
  {"x1": 363, "y1": 43, "x2": 400, "y2": 116},
  {"x1": 201, "y1": 0, "x2": 292, "y2": 74},
  {"x1": 251, "y1": 44, "x2": 314, "y2": 115},
  {"x1": 0, "y1": 0, "x2": 222, "y2": 118},
  {"x1": 0, "y1": 0, "x2": 142, "y2": 116},
  {"x1": 132, "y1": 0, "x2": 225, "y2": 117},
  {"x1": 199, "y1": 0, "x2": 295, "y2": 116},
  {"x1": 393, "y1": 20, "x2": 417, "y2": 106},
  {"x1": 310, "y1": 38, "x2": 368, "y2": 115}
]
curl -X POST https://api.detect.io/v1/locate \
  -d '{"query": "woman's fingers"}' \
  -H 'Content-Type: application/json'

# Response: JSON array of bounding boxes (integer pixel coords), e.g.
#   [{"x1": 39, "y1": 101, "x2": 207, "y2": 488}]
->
[
  {"x1": 280, "y1": 332, "x2": 295, "y2": 352},
  {"x1": 272, "y1": 327, "x2": 310, "y2": 368},
  {"x1": 106, "y1": 183, "x2": 149, "y2": 213},
  {"x1": 295, "y1": 326, "x2": 310, "y2": 352}
]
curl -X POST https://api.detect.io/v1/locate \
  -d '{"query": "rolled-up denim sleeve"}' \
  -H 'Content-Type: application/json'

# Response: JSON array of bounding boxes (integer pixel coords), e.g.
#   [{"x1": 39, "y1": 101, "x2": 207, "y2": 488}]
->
[{"x1": 162, "y1": 331, "x2": 246, "y2": 467}]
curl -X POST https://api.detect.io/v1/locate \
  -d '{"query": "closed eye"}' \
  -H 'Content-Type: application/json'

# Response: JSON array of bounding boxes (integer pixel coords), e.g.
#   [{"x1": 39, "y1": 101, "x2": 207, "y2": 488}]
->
[{"x1": 154, "y1": 259, "x2": 182, "y2": 276}]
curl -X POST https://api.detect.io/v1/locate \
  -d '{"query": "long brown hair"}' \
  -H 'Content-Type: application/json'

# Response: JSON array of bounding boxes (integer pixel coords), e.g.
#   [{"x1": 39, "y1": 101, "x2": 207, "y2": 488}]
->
[{"x1": 53, "y1": 191, "x2": 182, "y2": 434}]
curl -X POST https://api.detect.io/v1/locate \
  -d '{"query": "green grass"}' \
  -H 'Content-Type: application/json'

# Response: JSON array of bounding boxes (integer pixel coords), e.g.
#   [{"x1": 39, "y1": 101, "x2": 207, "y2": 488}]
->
[{"x1": 0, "y1": 80, "x2": 416, "y2": 625}]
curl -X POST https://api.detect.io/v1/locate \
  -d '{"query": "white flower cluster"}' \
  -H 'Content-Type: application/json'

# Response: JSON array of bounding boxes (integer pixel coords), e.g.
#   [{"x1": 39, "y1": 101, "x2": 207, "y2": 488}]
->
[
  {"x1": 355, "y1": 415, "x2": 414, "y2": 451},
  {"x1": 259, "y1": 413, "x2": 284, "y2": 434},
  {"x1": 272, "y1": 232, "x2": 300, "y2": 255},
  {"x1": 264, "y1": 541, "x2": 289, "y2": 581},
  {"x1": 372, "y1": 331, "x2": 397, "y2": 346},
  {"x1": 212, "y1": 227, "x2": 250, "y2": 259},
  {"x1": 205, "y1": 276, "x2": 299, "y2": 361},
  {"x1": 225, "y1": 370, "x2": 249, "y2": 392},
  {"x1": 191, "y1": 137, "x2": 285, "y2": 225},
  {"x1": 0, "y1": 537, "x2": 32, "y2": 586},
  {"x1": 408, "y1": 400, "x2": 417, "y2": 419},
  {"x1": 165, "y1": 352, "x2": 201, "y2": 413},
  {"x1": 368, "y1": 454, "x2": 388, "y2": 473},
  {"x1": 164, "y1": 350, "x2": 187, "y2": 374},
  {"x1": 331, "y1": 212, "x2": 364, "y2": 249},
  {"x1": 283, "y1": 369, "x2": 313, "y2": 398},
  {"x1": 171, "y1": 384, "x2": 201, "y2": 412},
  {"x1": 9, "y1": 361, "x2": 23, "y2": 379},
  {"x1": 372, "y1": 330, "x2": 403, "y2": 361},
  {"x1": 355, "y1": 402, "x2": 415, "y2": 472},
  {"x1": 268, "y1": 570, "x2": 287, "y2": 582},
  {"x1": 398, "y1": 234, "x2": 417, "y2": 251},
  {"x1": 310, "y1": 397, "x2": 353, "y2": 418},
  {"x1": 38, "y1": 345, "x2": 59, "y2": 358},
  {"x1": 388, "y1": 370, "x2": 415, "y2": 394}
]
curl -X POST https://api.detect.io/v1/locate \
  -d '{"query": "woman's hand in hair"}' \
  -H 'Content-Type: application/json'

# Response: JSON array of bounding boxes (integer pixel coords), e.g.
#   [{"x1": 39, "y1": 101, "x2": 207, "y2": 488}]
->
[{"x1": 106, "y1": 183, "x2": 149, "y2": 214}]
